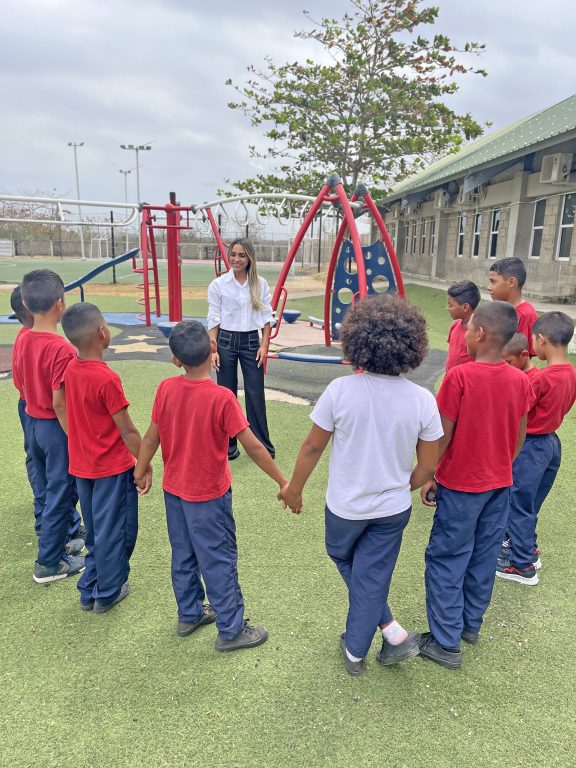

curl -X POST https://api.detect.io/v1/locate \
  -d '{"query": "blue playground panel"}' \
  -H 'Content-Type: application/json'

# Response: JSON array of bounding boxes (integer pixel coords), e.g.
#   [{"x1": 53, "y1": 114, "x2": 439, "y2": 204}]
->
[{"x1": 331, "y1": 239, "x2": 399, "y2": 340}]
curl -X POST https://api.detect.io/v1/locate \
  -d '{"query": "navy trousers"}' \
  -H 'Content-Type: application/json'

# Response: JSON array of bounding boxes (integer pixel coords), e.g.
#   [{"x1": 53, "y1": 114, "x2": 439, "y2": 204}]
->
[
  {"x1": 76, "y1": 469, "x2": 138, "y2": 606},
  {"x1": 164, "y1": 489, "x2": 245, "y2": 640},
  {"x1": 507, "y1": 433, "x2": 561, "y2": 569},
  {"x1": 216, "y1": 329, "x2": 275, "y2": 457},
  {"x1": 425, "y1": 484, "x2": 509, "y2": 650},
  {"x1": 28, "y1": 417, "x2": 80, "y2": 568},
  {"x1": 17, "y1": 399, "x2": 42, "y2": 531},
  {"x1": 325, "y1": 505, "x2": 411, "y2": 659}
]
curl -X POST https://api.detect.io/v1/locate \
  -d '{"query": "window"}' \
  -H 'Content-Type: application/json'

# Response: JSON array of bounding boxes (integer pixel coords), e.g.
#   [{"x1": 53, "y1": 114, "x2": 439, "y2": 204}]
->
[
  {"x1": 457, "y1": 213, "x2": 467, "y2": 257},
  {"x1": 489, "y1": 209, "x2": 500, "y2": 258},
  {"x1": 529, "y1": 199, "x2": 546, "y2": 259},
  {"x1": 420, "y1": 219, "x2": 427, "y2": 255},
  {"x1": 411, "y1": 221, "x2": 418, "y2": 255},
  {"x1": 403, "y1": 222, "x2": 410, "y2": 256},
  {"x1": 429, "y1": 218, "x2": 436, "y2": 255},
  {"x1": 471, "y1": 213, "x2": 482, "y2": 258},
  {"x1": 556, "y1": 193, "x2": 576, "y2": 261},
  {"x1": 387, "y1": 222, "x2": 397, "y2": 250}
]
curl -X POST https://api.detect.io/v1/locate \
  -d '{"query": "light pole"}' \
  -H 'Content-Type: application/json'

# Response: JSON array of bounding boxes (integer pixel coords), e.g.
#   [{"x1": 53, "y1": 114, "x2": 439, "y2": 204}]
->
[
  {"x1": 119, "y1": 169, "x2": 132, "y2": 251},
  {"x1": 67, "y1": 141, "x2": 86, "y2": 259},
  {"x1": 120, "y1": 143, "x2": 151, "y2": 203}
]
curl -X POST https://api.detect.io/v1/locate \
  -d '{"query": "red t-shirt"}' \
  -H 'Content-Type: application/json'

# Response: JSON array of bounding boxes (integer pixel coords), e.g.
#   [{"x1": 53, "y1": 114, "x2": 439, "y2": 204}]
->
[
  {"x1": 12, "y1": 326, "x2": 29, "y2": 400},
  {"x1": 436, "y1": 361, "x2": 531, "y2": 492},
  {"x1": 445, "y1": 320, "x2": 473, "y2": 371},
  {"x1": 17, "y1": 331, "x2": 76, "y2": 419},
  {"x1": 63, "y1": 358, "x2": 135, "y2": 479},
  {"x1": 152, "y1": 376, "x2": 249, "y2": 502},
  {"x1": 516, "y1": 301, "x2": 538, "y2": 356},
  {"x1": 527, "y1": 364, "x2": 576, "y2": 435}
]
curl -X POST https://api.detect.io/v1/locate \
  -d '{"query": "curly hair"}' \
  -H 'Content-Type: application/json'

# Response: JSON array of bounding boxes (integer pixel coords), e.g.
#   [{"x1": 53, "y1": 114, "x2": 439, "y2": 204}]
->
[{"x1": 340, "y1": 293, "x2": 428, "y2": 375}]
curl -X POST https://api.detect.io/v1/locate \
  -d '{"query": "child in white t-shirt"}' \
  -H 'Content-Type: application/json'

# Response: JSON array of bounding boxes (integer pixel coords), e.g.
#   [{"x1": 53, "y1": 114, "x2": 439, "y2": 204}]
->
[{"x1": 280, "y1": 294, "x2": 443, "y2": 675}]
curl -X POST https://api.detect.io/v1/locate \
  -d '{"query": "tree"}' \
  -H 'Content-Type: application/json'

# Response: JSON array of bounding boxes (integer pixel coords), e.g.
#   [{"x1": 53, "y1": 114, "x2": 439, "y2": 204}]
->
[{"x1": 225, "y1": 0, "x2": 487, "y2": 198}]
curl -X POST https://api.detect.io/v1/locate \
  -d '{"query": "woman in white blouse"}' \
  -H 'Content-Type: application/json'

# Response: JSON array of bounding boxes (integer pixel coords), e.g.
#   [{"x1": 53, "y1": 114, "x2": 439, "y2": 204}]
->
[{"x1": 207, "y1": 238, "x2": 275, "y2": 460}]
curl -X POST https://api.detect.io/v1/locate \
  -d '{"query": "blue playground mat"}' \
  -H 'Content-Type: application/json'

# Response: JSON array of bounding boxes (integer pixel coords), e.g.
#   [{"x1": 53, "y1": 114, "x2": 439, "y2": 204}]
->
[{"x1": 0, "y1": 313, "x2": 208, "y2": 327}]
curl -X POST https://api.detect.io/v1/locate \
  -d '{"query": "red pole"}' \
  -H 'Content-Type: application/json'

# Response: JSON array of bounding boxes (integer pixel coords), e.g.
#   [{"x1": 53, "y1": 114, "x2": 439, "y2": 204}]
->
[
  {"x1": 362, "y1": 193, "x2": 405, "y2": 299},
  {"x1": 165, "y1": 193, "x2": 182, "y2": 322},
  {"x1": 323, "y1": 216, "x2": 349, "y2": 347},
  {"x1": 206, "y1": 208, "x2": 230, "y2": 272},
  {"x1": 139, "y1": 208, "x2": 152, "y2": 327}
]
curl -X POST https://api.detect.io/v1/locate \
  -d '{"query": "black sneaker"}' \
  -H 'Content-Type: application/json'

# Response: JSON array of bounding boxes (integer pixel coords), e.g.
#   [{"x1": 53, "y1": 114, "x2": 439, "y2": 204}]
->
[
  {"x1": 340, "y1": 633, "x2": 366, "y2": 676},
  {"x1": 64, "y1": 537, "x2": 85, "y2": 556},
  {"x1": 94, "y1": 581, "x2": 130, "y2": 613},
  {"x1": 33, "y1": 555, "x2": 86, "y2": 584},
  {"x1": 228, "y1": 449, "x2": 241, "y2": 461},
  {"x1": 215, "y1": 622, "x2": 268, "y2": 652},
  {"x1": 376, "y1": 631, "x2": 420, "y2": 665},
  {"x1": 80, "y1": 599, "x2": 94, "y2": 612},
  {"x1": 419, "y1": 632, "x2": 462, "y2": 670},
  {"x1": 461, "y1": 629, "x2": 480, "y2": 645},
  {"x1": 496, "y1": 564, "x2": 539, "y2": 586},
  {"x1": 177, "y1": 604, "x2": 216, "y2": 636},
  {"x1": 75, "y1": 524, "x2": 86, "y2": 540}
]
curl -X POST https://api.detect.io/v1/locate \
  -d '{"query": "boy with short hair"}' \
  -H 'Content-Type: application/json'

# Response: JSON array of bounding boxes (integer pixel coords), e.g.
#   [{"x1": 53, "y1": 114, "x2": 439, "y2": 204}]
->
[
  {"x1": 502, "y1": 332, "x2": 535, "y2": 375},
  {"x1": 135, "y1": 320, "x2": 287, "y2": 651},
  {"x1": 61, "y1": 302, "x2": 147, "y2": 612},
  {"x1": 497, "y1": 312, "x2": 576, "y2": 586},
  {"x1": 445, "y1": 280, "x2": 481, "y2": 371},
  {"x1": 420, "y1": 301, "x2": 531, "y2": 669},
  {"x1": 488, "y1": 257, "x2": 538, "y2": 355},
  {"x1": 16, "y1": 270, "x2": 85, "y2": 583},
  {"x1": 10, "y1": 286, "x2": 42, "y2": 531}
]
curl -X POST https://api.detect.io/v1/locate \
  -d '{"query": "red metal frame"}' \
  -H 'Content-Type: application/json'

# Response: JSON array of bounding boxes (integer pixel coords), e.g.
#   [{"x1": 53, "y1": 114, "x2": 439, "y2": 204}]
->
[
  {"x1": 362, "y1": 192, "x2": 405, "y2": 299},
  {"x1": 206, "y1": 208, "x2": 230, "y2": 276}
]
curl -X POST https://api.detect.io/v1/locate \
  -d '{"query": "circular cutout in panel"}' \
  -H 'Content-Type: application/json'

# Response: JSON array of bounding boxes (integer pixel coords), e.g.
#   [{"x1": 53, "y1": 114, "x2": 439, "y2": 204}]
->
[
  {"x1": 377, "y1": 256, "x2": 386, "y2": 266},
  {"x1": 335, "y1": 306, "x2": 341, "y2": 314},
  {"x1": 345, "y1": 277, "x2": 352, "y2": 286},
  {"x1": 344, "y1": 257, "x2": 358, "y2": 275},
  {"x1": 372, "y1": 275, "x2": 390, "y2": 294},
  {"x1": 337, "y1": 287, "x2": 354, "y2": 305},
  {"x1": 365, "y1": 251, "x2": 372, "y2": 260},
  {"x1": 366, "y1": 268, "x2": 372, "y2": 276}
]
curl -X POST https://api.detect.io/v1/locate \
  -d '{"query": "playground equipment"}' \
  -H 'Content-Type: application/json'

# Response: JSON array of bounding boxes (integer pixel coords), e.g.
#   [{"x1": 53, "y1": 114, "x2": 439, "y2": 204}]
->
[
  {"x1": 1, "y1": 175, "x2": 405, "y2": 355},
  {"x1": 63, "y1": 248, "x2": 140, "y2": 301}
]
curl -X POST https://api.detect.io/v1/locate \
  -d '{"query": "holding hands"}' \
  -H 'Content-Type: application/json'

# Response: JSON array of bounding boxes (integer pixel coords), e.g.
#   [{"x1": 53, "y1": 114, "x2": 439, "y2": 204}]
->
[{"x1": 278, "y1": 483, "x2": 303, "y2": 515}]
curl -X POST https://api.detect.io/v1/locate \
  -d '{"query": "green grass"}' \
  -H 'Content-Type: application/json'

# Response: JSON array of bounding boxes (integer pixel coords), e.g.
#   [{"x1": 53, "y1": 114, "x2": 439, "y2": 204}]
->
[{"x1": 1, "y1": 356, "x2": 575, "y2": 768}]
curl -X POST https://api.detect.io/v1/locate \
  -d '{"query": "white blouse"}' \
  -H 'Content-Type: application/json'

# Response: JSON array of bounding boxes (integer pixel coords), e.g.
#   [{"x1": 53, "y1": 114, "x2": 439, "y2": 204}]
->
[{"x1": 207, "y1": 270, "x2": 273, "y2": 332}]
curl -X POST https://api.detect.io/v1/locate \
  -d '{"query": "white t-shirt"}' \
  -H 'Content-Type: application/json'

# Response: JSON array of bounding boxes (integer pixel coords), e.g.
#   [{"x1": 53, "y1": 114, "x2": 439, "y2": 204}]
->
[
  {"x1": 207, "y1": 271, "x2": 273, "y2": 332},
  {"x1": 311, "y1": 372, "x2": 443, "y2": 520}
]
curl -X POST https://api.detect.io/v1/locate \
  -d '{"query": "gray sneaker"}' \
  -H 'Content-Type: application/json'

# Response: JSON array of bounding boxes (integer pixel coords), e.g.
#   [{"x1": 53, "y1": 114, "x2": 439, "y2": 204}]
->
[
  {"x1": 33, "y1": 555, "x2": 86, "y2": 584},
  {"x1": 94, "y1": 581, "x2": 130, "y2": 614},
  {"x1": 65, "y1": 537, "x2": 85, "y2": 556},
  {"x1": 376, "y1": 631, "x2": 421, "y2": 665},
  {"x1": 215, "y1": 622, "x2": 268, "y2": 652},
  {"x1": 340, "y1": 634, "x2": 366, "y2": 676},
  {"x1": 177, "y1": 604, "x2": 216, "y2": 636}
]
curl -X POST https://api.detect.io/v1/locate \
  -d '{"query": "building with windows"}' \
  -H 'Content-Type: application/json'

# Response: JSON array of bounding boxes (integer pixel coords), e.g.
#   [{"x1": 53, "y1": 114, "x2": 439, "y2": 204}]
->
[{"x1": 382, "y1": 94, "x2": 576, "y2": 301}]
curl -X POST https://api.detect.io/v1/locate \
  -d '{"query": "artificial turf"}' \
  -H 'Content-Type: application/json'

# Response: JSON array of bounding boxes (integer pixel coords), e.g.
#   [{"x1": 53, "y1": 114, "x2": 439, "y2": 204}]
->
[{"x1": 0, "y1": 282, "x2": 575, "y2": 767}]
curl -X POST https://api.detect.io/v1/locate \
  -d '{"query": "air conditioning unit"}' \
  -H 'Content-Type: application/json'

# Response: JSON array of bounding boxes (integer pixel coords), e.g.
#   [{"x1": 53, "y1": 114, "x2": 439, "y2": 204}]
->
[
  {"x1": 540, "y1": 153, "x2": 573, "y2": 184},
  {"x1": 434, "y1": 189, "x2": 449, "y2": 209},
  {"x1": 457, "y1": 188, "x2": 471, "y2": 205}
]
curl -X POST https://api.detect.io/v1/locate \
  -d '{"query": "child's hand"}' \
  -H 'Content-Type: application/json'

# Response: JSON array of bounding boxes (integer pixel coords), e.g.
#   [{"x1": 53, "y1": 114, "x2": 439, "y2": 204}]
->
[
  {"x1": 278, "y1": 484, "x2": 303, "y2": 515},
  {"x1": 134, "y1": 467, "x2": 152, "y2": 495},
  {"x1": 420, "y1": 480, "x2": 438, "y2": 507}
]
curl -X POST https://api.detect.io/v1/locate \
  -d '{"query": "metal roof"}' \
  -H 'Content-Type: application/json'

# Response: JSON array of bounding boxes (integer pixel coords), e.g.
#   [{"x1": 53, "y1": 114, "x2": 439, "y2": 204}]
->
[{"x1": 386, "y1": 93, "x2": 576, "y2": 201}]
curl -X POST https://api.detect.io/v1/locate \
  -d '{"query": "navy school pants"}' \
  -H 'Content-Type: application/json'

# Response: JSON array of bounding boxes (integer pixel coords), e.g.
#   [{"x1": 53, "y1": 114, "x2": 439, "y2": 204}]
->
[
  {"x1": 76, "y1": 469, "x2": 138, "y2": 606},
  {"x1": 216, "y1": 329, "x2": 275, "y2": 457},
  {"x1": 28, "y1": 416, "x2": 79, "y2": 568},
  {"x1": 425, "y1": 484, "x2": 509, "y2": 650},
  {"x1": 20, "y1": 402, "x2": 81, "y2": 538},
  {"x1": 325, "y1": 505, "x2": 411, "y2": 659},
  {"x1": 507, "y1": 433, "x2": 561, "y2": 569},
  {"x1": 17, "y1": 399, "x2": 42, "y2": 530},
  {"x1": 164, "y1": 489, "x2": 245, "y2": 640}
]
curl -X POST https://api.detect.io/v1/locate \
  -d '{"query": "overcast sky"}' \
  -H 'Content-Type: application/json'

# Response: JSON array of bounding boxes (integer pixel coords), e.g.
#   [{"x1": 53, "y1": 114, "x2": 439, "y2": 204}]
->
[{"x1": 1, "y1": 0, "x2": 575, "y2": 208}]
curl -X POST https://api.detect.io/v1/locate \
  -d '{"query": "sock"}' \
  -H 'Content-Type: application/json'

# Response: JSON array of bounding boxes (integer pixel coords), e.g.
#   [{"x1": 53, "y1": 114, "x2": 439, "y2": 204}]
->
[
  {"x1": 382, "y1": 620, "x2": 408, "y2": 646},
  {"x1": 345, "y1": 648, "x2": 363, "y2": 663}
]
